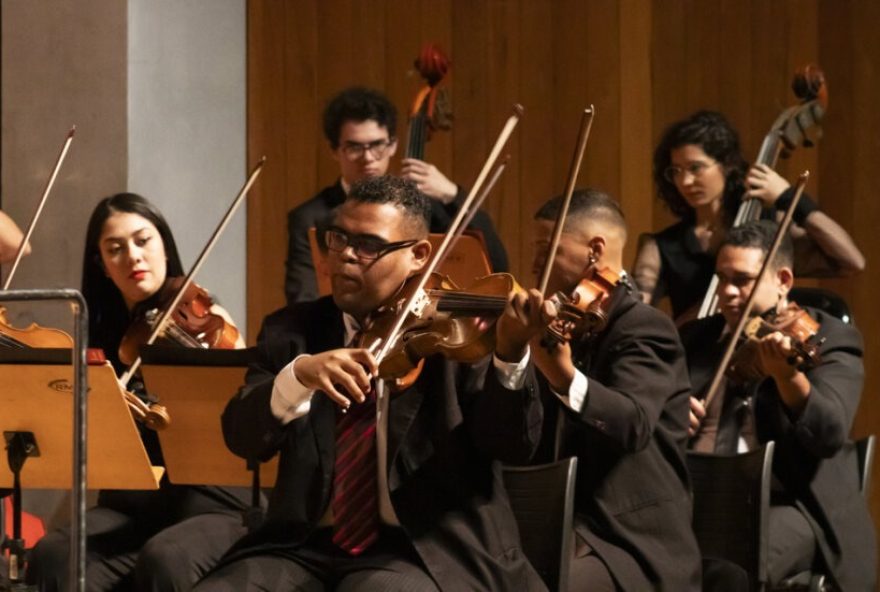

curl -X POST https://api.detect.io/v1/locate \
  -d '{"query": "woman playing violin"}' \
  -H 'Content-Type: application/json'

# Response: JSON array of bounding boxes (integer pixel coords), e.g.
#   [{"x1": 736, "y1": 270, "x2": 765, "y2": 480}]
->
[
  {"x1": 28, "y1": 193, "x2": 250, "y2": 592},
  {"x1": 512, "y1": 188, "x2": 701, "y2": 591},
  {"x1": 632, "y1": 110, "x2": 864, "y2": 323}
]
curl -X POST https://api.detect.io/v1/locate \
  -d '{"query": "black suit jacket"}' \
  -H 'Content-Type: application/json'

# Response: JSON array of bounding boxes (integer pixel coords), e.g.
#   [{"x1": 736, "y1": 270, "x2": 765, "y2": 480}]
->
[
  {"x1": 680, "y1": 310, "x2": 877, "y2": 591},
  {"x1": 535, "y1": 293, "x2": 701, "y2": 591},
  {"x1": 285, "y1": 181, "x2": 510, "y2": 304},
  {"x1": 221, "y1": 297, "x2": 545, "y2": 591}
]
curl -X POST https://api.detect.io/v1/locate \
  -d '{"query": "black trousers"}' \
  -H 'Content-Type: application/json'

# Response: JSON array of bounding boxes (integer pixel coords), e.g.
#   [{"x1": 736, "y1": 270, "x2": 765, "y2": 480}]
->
[
  {"x1": 767, "y1": 504, "x2": 817, "y2": 585},
  {"x1": 193, "y1": 527, "x2": 440, "y2": 592},
  {"x1": 26, "y1": 484, "x2": 251, "y2": 592}
]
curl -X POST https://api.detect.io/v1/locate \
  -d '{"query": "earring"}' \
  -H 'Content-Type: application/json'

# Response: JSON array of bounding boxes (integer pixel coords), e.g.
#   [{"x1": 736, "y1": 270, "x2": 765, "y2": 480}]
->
[{"x1": 587, "y1": 251, "x2": 598, "y2": 266}]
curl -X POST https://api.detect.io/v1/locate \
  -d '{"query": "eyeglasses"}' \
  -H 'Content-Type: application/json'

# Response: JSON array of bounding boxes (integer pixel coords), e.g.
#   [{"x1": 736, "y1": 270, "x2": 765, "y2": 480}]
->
[
  {"x1": 339, "y1": 139, "x2": 394, "y2": 161},
  {"x1": 663, "y1": 160, "x2": 719, "y2": 182},
  {"x1": 324, "y1": 228, "x2": 418, "y2": 261}
]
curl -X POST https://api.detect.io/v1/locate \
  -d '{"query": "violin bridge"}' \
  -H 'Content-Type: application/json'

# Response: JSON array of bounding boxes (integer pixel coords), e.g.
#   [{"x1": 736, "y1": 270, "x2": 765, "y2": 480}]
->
[{"x1": 409, "y1": 288, "x2": 430, "y2": 318}]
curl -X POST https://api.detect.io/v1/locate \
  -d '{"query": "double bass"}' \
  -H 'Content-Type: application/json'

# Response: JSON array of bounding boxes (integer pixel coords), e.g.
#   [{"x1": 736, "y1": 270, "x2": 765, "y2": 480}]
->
[{"x1": 697, "y1": 65, "x2": 828, "y2": 319}]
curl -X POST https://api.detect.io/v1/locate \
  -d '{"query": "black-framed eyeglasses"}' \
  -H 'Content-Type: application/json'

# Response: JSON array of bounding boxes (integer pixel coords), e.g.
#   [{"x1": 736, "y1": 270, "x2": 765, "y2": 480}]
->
[
  {"x1": 339, "y1": 139, "x2": 394, "y2": 161},
  {"x1": 324, "y1": 228, "x2": 418, "y2": 261},
  {"x1": 663, "y1": 160, "x2": 719, "y2": 182}
]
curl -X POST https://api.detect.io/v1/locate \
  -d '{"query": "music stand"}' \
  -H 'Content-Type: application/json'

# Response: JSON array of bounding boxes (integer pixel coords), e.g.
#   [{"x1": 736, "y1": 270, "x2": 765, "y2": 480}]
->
[
  {"x1": 139, "y1": 346, "x2": 277, "y2": 531},
  {"x1": 309, "y1": 228, "x2": 493, "y2": 296},
  {"x1": 0, "y1": 351, "x2": 163, "y2": 491}
]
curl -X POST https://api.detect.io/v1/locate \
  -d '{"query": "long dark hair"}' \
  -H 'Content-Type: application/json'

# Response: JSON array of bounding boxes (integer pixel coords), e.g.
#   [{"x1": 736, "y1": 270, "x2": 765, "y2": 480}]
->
[
  {"x1": 653, "y1": 110, "x2": 749, "y2": 223},
  {"x1": 82, "y1": 193, "x2": 184, "y2": 367}
]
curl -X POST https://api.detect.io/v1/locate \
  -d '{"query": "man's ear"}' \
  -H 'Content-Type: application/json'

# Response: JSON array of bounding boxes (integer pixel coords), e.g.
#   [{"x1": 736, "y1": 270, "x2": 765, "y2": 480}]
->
[
  {"x1": 387, "y1": 137, "x2": 398, "y2": 159},
  {"x1": 777, "y1": 265, "x2": 794, "y2": 296},
  {"x1": 411, "y1": 239, "x2": 432, "y2": 270},
  {"x1": 588, "y1": 235, "x2": 606, "y2": 264}
]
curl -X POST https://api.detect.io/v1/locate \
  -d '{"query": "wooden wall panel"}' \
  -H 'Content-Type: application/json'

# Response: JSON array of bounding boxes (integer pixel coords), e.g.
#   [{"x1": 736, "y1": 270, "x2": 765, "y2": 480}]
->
[{"x1": 248, "y1": 0, "x2": 879, "y2": 559}]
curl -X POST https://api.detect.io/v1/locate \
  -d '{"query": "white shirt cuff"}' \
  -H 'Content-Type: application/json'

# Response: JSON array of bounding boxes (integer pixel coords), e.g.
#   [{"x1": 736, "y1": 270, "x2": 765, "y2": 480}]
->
[
  {"x1": 553, "y1": 369, "x2": 589, "y2": 413},
  {"x1": 493, "y1": 347, "x2": 531, "y2": 391},
  {"x1": 270, "y1": 354, "x2": 315, "y2": 424}
]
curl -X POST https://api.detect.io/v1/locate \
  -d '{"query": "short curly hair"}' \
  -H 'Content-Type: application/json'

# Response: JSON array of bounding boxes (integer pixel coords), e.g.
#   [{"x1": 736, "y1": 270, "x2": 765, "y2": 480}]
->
[
  {"x1": 322, "y1": 87, "x2": 397, "y2": 148},
  {"x1": 347, "y1": 175, "x2": 431, "y2": 236},
  {"x1": 653, "y1": 110, "x2": 749, "y2": 223}
]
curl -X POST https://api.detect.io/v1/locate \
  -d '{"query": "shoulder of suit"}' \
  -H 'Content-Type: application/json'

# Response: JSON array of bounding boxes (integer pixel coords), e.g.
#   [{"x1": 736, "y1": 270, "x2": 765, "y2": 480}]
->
[
  {"x1": 262, "y1": 296, "x2": 338, "y2": 333},
  {"x1": 287, "y1": 182, "x2": 343, "y2": 221},
  {"x1": 806, "y1": 307, "x2": 864, "y2": 355}
]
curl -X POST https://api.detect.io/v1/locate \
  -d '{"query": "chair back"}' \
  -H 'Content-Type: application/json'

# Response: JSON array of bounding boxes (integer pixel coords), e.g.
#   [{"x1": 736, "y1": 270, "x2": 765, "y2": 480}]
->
[
  {"x1": 502, "y1": 457, "x2": 578, "y2": 592},
  {"x1": 854, "y1": 434, "x2": 875, "y2": 498},
  {"x1": 789, "y1": 286, "x2": 853, "y2": 325},
  {"x1": 687, "y1": 442, "x2": 774, "y2": 591}
]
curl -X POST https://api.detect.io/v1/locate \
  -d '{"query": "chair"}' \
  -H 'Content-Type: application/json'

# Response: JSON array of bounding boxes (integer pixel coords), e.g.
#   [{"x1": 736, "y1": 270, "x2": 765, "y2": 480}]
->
[
  {"x1": 502, "y1": 457, "x2": 578, "y2": 592},
  {"x1": 687, "y1": 443, "x2": 775, "y2": 591},
  {"x1": 855, "y1": 434, "x2": 875, "y2": 498},
  {"x1": 788, "y1": 287, "x2": 853, "y2": 325}
]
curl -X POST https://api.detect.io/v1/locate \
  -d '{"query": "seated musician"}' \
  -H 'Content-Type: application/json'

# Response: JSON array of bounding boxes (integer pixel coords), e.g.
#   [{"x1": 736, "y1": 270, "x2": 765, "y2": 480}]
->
[
  {"x1": 285, "y1": 86, "x2": 508, "y2": 304},
  {"x1": 27, "y1": 193, "x2": 252, "y2": 591},
  {"x1": 195, "y1": 176, "x2": 545, "y2": 591},
  {"x1": 519, "y1": 189, "x2": 701, "y2": 590},
  {"x1": 633, "y1": 110, "x2": 864, "y2": 324},
  {"x1": 0, "y1": 209, "x2": 30, "y2": 263},
  {"x1": 684, "y1": 220, "x2": 876, "y2": 590}
]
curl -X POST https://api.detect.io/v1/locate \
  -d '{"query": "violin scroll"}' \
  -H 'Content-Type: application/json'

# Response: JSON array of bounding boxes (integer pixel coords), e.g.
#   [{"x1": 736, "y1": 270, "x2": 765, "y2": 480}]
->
[{"x1": 122, "y1": 390, "x2": 171, "y2": 431}]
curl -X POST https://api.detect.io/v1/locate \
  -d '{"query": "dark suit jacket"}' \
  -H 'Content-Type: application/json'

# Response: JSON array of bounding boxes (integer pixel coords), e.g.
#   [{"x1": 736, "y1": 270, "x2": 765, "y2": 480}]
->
[
  {"x1": 534, "y1": 293, "x2": 702, "y2": 591},
  {"x1": 680, "y1": 310, "x2": 877, "y2": 591},
  {"x1": 285, "y1": 181, "x2": 510, "y2": 304},
  {"x1": 221, "y1": 296, "x2": 546, "y2": 591}
]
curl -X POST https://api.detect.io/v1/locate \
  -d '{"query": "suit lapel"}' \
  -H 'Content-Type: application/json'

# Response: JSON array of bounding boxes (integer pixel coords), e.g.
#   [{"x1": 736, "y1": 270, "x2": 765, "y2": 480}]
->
[{"x1": 386, "y1": 381, "x2": 426, "y2": 491}]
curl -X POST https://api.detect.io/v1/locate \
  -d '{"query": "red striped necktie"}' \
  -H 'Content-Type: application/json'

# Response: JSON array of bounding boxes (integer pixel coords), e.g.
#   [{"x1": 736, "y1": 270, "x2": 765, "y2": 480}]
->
[{"x1": 331, "y1": 380, "x2": 379, "y2": 555}]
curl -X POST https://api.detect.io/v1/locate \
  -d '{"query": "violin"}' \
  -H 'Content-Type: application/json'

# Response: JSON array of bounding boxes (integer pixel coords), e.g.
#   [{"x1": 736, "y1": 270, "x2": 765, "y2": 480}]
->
[
  {"x1": 726, "y1": 302, "x2": 823, "y2": 384},
  {"x1": 119, "y1": 276, "x2": 240, "y2": 366},
  {"x1": 356, "y1": 106, "x2": 523, "y2": 396},
  {"x1": 542, "y1": 265, "x2": 620, "y2": 347},
  {"x1": 362, "y1": 272, "x2": 514, "y2": 389},
  {"x1": 0, "y1": 307, "x2": 73, "y2": 348}
]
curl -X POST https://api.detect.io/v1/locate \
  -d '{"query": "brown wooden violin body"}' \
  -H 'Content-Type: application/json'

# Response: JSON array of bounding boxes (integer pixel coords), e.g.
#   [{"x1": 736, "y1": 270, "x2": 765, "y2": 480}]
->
[
  {"x1": 543, "y1": 266, "x2": 620, "y2": 347},
  {"x1": 119, "y1": 276, "x2": 239, "y2": 366},
  {"x1": 0, "y1": 306, "x2": 73, "y2": 348},
  {"x1": 363, "y1": 272, "x2": 513, "y2": 388},
  {"x1": 727, "y1": 302, "x2": 823, "y2": 383}
]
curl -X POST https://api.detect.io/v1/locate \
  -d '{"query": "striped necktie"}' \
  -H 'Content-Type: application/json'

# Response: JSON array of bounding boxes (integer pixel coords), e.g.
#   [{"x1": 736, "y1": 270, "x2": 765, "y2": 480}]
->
[{"x1": 331, "y1": 333, "x2": 379, "y2": 555}]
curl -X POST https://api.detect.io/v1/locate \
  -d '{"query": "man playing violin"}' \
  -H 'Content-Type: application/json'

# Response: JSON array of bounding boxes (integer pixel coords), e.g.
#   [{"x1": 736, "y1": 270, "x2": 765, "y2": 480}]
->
[
  {"x1": 683, "y1": 220, "x2": 876, "y2": 590},
  {"x1": 285, "y1": 86, "x2": 508, "y2": 304},
  {"x1": 196, "y1": 175, "x2": 545, "y2": 591},
  {"x1": 508, "y1": 189, "x2": 701, "y2": 590}
]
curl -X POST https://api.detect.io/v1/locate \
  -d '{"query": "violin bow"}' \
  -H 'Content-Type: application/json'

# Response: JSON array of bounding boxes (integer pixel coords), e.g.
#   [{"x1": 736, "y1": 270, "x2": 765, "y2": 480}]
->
[
  {"x1": 372, "y1": 105, "x2": 524, "y2": 367},
  {"x1": 537, "y1": 106, "x2": 595, "y2": 296},
  {"x1": 3, "y1": 126, "x2": 76, "y2": 290},
  {"x1": 120, "y1": 156, "x2": 266, "y2": 385},
  {"x1": 701, "y1": 170, "x2": 809, "y2": 410},
  {"x1": 431, "y1": 154, "x2": 511, "y2": 273}
]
